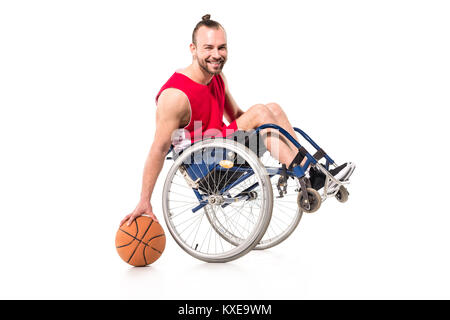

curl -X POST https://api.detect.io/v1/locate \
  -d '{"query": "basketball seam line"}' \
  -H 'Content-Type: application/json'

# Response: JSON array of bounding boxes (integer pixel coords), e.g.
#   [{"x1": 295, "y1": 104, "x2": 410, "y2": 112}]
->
[
  {"x1": 143, "y1": 245, "x2": 148, "y2": 266},
  {"x1": 116, "y1": 219, "x2": 140, "y2": 249},
  {"x1": 150, "y1": 246, "x2": 163, "y2": 254},
  {"x1": 117, "y1": 229, "x2": 165, "y2": 248},
  {"x1": 127, "y1": 220, "x2": 153, "y2": 263},
  {"x1": 143, "y1": 246, "x2": 163, "y2": 264}
]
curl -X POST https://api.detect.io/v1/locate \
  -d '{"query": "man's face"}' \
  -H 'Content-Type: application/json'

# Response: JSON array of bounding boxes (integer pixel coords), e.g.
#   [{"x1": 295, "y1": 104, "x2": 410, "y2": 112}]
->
[{"x1": 191, "y1": 26, "x2": 228, "y2": 75}]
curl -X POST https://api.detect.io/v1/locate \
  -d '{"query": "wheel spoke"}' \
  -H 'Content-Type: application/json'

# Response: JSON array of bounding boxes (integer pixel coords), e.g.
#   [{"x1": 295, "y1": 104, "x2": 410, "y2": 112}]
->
[{"x1": 163, "y1": 139, "x2": 272, "y2": 261}]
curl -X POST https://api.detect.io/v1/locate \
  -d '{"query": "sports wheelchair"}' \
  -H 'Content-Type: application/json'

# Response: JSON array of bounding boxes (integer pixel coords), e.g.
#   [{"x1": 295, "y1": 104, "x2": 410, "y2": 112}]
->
[{"x1": 162, "y1": 124, "x2": 352, "y2": 263}]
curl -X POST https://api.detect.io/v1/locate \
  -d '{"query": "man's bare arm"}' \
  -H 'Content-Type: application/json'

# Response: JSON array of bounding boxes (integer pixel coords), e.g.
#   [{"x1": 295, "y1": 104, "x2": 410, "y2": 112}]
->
[
  {"x1": 221, "y1": 72, "x2": 244, "y2": 123},
  {"x1": 121, "y1": 89, "x2": 190, "y2": 226}
]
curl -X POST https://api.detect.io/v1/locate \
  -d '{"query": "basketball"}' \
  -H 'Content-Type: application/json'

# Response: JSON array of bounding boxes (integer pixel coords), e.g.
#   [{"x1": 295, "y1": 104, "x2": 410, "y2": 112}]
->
[{"x1": 116, "y1": 215, "x2": 166, "y2": 267}]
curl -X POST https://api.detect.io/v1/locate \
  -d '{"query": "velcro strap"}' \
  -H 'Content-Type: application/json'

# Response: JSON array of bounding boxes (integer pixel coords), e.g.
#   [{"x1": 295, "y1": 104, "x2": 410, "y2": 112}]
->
[
  {"x1": 313, "y1": 148, "x2": 326, "y2": 161},
  {"x1": 288, "y1": 147, "x2": 308, "y2": 170}
]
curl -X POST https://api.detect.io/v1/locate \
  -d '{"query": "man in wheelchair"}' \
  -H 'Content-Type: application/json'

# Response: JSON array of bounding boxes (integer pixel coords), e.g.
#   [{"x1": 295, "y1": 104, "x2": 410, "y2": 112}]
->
[{"x1": 121, "y1": 14, "x2": 354, "y2": 227}]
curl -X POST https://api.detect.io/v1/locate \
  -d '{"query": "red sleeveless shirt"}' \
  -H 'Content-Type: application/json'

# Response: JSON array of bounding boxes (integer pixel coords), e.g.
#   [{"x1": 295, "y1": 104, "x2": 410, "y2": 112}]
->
[{"x1": 155, "y1": 72, "x2": 238, "y2": 142}]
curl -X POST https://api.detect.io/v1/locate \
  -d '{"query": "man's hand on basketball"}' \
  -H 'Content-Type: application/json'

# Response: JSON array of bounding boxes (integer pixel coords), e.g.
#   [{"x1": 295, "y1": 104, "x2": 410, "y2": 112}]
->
[{"x1": 121, "y1": 200, "x2": 158, "y2": 226}]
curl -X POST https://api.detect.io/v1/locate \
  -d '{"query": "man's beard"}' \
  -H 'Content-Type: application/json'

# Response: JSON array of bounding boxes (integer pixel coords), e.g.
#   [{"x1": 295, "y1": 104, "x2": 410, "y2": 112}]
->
[{"x1": 197, "y1": 57, "x2": 225, "y2": 75}]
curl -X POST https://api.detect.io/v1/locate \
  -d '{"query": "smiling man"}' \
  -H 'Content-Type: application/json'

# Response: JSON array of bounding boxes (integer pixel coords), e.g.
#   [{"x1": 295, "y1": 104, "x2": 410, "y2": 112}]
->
[{"x1": 120, "y1": 14, "x2": 354, "y2": 226}]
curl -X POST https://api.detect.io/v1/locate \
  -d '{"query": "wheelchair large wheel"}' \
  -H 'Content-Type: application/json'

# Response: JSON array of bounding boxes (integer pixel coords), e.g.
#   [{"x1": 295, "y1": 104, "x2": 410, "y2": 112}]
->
[
  {"x1": 162, "y1": 138, "x2": 273, "y2": 263},
  {"x1": 253, "y1": 150, "x2": 303, "y2": 250}
]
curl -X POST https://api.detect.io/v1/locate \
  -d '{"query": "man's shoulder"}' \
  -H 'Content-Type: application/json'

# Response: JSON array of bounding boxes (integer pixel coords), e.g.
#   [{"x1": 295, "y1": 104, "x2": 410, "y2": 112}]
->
[
  {"x1": 157, "y1": 88, "x2": 190, "y2": 114},
  {"x1": 159, "y1": 87, "x2": 188, "y2": 100}
]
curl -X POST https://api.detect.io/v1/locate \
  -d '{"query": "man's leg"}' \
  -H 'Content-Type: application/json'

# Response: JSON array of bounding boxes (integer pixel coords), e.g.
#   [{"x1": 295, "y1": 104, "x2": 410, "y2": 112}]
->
[
  {"x1": 265, "y1": 102, "x2": 301, "y2": 154},
  {"x1": 235, "y1": 104, "x2": 301, "y2": 167},
  {"x1": 235, "y1": 103, "x2": 355, "y2": 191}
]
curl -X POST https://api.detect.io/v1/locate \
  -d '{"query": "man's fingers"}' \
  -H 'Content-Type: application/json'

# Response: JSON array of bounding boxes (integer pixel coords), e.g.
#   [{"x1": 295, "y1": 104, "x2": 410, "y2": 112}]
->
[
  {"x1": 120, "y1": 213, "x2": 135, "y2": 227},
  {"x1": 127, "y1": 215, "x2": 136, "y2": 226},
  {"x1": 120, "y1": 214, "x2": 132, "y2": 227},
  {"x1": 120, "y1": 210, "x2": 157, "y2": 228},
  {"x1": 150, "y1": 212, "x2": 159, "y2": 223}
]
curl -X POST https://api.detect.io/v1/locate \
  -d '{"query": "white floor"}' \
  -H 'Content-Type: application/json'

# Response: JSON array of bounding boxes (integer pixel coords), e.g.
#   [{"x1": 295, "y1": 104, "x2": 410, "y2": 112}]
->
[{"x1": 2, "y1": 163, "x2": 450, "y2": 300}]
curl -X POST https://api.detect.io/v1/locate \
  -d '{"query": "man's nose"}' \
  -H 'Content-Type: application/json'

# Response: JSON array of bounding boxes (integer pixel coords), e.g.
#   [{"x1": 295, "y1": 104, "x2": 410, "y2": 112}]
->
[{"x1": 211, "y1": 48, "x2": 221, "y2": 59}]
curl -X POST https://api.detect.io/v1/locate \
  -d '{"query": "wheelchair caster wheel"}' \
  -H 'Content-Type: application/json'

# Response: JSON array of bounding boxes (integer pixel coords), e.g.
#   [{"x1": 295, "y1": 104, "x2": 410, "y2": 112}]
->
[
  {"x1": 297, "y1": 188, "x2": 321, "y2": 213},
  {"x1": 335, "y1": 186, "x2": 349, "y2": 203}
]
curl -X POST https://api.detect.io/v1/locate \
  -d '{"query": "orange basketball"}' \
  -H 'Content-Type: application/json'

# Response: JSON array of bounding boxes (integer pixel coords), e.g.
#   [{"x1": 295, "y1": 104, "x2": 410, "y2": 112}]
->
[{"x1": 116, "y1": 215, "x2": 166, "y2": 267}]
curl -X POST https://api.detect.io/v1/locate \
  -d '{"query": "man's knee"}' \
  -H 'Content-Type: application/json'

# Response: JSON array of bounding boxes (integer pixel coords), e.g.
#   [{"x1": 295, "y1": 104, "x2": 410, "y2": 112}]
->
[
  {"x1": 249, "y1": 104, "x2": 274, "y2": 124},
  {"x1": 266, "y1": 102, "x2": 284, "y2": 117}
]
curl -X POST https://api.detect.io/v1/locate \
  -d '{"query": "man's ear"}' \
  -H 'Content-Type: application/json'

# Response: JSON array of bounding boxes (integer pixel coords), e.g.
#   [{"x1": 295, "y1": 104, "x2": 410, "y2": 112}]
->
[{"x1": 189, "y1": 43, "x2": 196, "y2": 56}]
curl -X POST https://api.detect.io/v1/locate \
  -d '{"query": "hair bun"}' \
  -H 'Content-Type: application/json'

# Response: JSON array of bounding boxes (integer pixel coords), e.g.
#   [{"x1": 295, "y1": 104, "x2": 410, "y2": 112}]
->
[{"x1": 202, "y1": 14, "x2": 211, "y2": 21}]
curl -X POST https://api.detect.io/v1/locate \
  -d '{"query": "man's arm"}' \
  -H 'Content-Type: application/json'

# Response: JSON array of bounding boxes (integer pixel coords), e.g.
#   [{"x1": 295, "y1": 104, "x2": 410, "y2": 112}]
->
[
  {"x1": 121, "y1": 88, "x2": 190, "y2": 226},
  {"x1": 221, "y1": 72, "x2": 244, "y2": 123}
]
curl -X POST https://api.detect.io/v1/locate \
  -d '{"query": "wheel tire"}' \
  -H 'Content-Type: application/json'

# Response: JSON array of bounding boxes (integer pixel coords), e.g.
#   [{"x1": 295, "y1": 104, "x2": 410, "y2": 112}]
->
[
  {"x1": 335, "y1": 185, "x2": 349, "y2": 203},
  {"x1": 253, "y1": 151, "x2": 303, "y2": 250},
  {"x1": 162, "y1": 138, "x2": 273, "y2": 263},
  {"x1": 297, "y1": 187, "x2": 322, "y2": 213}
]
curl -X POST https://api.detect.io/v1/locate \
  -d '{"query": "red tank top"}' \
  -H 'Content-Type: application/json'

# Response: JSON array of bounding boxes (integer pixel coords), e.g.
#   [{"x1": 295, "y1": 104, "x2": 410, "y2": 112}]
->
[{"x1": 155, "y1": 72, "x2": 235, "y2": 142}]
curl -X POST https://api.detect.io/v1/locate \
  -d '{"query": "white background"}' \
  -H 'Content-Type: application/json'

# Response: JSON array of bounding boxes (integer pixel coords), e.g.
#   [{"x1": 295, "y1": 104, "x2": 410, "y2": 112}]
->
[{"x1": 1, "y1": 0, "x2": 449, "y2": 299}]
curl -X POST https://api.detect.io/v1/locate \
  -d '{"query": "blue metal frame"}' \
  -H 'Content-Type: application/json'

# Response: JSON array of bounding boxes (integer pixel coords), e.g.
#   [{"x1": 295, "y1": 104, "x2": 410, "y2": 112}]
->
[
  {"x1": 251, "y1": 124, "x2": 314, "y2": 178},
  {"x1": 166, "y1": 123, "x2": 336, "y2": 212},
  {"x1": 191, "y1": 169, "x2": 256, "y2": 213},
  {"x1": 293, "y1": 127, "x2": 334, "y2": 165}
]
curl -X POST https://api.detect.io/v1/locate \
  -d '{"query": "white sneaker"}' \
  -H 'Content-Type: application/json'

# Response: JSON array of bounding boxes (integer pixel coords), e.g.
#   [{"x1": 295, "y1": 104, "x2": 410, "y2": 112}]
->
[{"x1": 326, "y1": 162, "x2": 355, "y2": 194}]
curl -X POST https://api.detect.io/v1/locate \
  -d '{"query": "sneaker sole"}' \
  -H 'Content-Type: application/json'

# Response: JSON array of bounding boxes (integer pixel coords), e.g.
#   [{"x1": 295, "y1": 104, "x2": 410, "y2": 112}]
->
[
  {"x1": 342, "y1": 163, "x2": 356, "y2": 182},
  {"x1": 327, "y1": 162, "x2": 355, "y2": 194}
]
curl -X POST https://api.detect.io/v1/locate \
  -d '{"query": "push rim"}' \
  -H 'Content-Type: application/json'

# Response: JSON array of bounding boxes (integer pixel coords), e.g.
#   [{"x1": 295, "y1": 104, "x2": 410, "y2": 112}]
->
[{"x1": 162, "y1": 138, "x2": 273, "y2": 262}]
